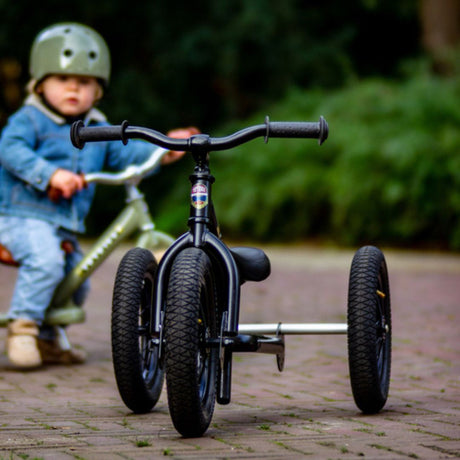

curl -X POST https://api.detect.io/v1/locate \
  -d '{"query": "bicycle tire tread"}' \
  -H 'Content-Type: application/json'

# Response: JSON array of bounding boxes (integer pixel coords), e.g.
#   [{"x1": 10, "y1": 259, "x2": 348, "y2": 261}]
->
[
  {"x1": 112, "y1": 248, "x2": 163, "y2": 413},
  {"x1": 164, "y1": 248, "x2": 217, "y2": 437},
  {"x1": 347, "y1": 246, "x2": 391, "y2": 414}
]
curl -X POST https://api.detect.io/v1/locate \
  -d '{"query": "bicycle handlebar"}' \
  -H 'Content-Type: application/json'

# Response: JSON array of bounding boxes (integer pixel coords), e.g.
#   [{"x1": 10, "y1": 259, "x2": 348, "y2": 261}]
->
[
  {"x1": 71, "y1": 116, "x2": 328, "y2": 152},
  {"x1": 84, "y1": 146, "x2": 169, "y2": 185}
]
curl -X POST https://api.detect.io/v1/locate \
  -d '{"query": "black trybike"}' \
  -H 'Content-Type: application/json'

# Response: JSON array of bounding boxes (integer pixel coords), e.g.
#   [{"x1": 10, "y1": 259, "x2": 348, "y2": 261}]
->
[{"x1": 71, "y1": 117, "x2": 391, "y2": 438}]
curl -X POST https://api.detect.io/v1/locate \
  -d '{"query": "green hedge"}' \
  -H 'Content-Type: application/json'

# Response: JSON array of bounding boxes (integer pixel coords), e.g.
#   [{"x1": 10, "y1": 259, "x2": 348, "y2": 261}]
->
[
  {"x1": 89, "y1": 69, "x2": 459, "y2": 250},
  {"x1": 146, "y1": 71, "x2": 459, "y2": 250},
  {"x1": 324, "y1": 75, "x2": 460, "y2": 249}
]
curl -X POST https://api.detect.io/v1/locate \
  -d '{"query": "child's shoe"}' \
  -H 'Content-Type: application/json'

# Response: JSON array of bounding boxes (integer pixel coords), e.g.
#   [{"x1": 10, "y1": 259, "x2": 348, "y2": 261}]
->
[
  {"x1": 37, "y1": 338, "x2": 86, "y2": 365},
  {"x1": 7, "y1": 319, "x2": 42, "y2": 369}
]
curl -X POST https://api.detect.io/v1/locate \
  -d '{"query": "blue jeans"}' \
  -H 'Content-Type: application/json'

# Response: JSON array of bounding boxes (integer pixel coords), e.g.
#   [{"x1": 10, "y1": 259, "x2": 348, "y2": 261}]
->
[{"x1": 0, "y1": 216, "x2": 89, "y2": 325}]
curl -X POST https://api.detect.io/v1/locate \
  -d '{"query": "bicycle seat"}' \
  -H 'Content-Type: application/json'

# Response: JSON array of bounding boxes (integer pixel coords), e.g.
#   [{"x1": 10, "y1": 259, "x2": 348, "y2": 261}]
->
[
  {"x1": 229, "y1": 247, "x2": 271, "y2": 283},
  {"x1": 0, "y1": 244, "x2": 18, "y2": 267}
]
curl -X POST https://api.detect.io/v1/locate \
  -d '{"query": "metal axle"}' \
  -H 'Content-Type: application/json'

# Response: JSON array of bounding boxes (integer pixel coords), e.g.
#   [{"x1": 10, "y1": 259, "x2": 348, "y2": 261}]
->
[{"x1": 238, "y1": 322, "x2": 347, "y2": 335}]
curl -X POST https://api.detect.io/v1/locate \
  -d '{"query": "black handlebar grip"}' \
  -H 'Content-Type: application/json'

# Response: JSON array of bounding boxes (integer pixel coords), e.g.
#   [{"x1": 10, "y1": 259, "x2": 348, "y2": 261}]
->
[
  {"x1": 71, "y1": 120, "x2": 129, "y2": 149},
  {"x1": 268, "y1": 116, "x2": 328, "y2": 145}
]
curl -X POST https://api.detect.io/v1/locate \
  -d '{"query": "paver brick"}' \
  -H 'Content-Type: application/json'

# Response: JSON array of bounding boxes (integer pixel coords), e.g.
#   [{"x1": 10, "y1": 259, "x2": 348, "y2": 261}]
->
[{"x1": 0, "y1": 244, "x2": 458, "y2": 459}]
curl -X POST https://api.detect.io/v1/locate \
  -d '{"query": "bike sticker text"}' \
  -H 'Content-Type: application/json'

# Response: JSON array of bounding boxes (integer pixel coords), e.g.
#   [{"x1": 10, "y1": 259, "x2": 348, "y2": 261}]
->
[{"x1": 191, "y1": 184, "x2": 208, "y2": 209}]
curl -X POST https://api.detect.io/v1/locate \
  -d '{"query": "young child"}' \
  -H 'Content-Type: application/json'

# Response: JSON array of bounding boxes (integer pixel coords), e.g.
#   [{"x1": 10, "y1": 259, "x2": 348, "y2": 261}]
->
[{"x1": 0, "y1": 23, "x2": 195, "y2": 369}]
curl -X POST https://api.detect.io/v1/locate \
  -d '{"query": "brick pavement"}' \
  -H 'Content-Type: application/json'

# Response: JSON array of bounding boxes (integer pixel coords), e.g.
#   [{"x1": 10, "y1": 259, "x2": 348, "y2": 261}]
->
[{"x1": 0, "y1": 244, "x2": 458, "y2": 459}]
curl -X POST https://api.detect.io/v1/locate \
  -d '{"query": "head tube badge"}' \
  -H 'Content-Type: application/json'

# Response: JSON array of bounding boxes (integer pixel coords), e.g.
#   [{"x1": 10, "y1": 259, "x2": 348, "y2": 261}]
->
[{"x1": 191, "y1": 184, "x2": 208, "y2": 209}]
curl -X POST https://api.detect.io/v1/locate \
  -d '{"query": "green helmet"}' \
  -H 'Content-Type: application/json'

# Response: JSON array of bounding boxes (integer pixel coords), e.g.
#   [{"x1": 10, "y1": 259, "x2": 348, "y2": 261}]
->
[{"x1": 30, "y1": 23, "x2": 111, "y2": 85}]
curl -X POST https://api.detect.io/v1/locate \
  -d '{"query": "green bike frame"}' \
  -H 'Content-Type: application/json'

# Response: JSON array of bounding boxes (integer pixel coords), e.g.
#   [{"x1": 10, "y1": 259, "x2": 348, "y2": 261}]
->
[{"x1": 0, "y1": 148, "x2": 174, "y2": 327}]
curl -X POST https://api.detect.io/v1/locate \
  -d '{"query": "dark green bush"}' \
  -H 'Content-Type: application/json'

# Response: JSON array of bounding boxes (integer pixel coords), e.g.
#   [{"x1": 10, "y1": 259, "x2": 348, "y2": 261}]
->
[
  {"x1": 325, "y1": 74, "x2": 460, "y2": 249},
  {"x1": 144, "y1": 69, "x2": 459, "y2": 250},
  {"x1": 0, "y1": 1, "x2": 419, "y2": 130},
  {"x1": 87, "y1": 63, "x2": 459, "y2": 250}
]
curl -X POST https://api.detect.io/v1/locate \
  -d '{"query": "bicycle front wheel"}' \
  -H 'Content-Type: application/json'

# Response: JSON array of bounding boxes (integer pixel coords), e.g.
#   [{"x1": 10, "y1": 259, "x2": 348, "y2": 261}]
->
[
  {"x1": 112, "y1": 247, "x2": 164, "y2": 413},
  {"x1": 347, "y1": 245, "x2": 391, "y2": 414},
  {"x1": 164, "y1": 248, "x2": 218, "y2": 438}
]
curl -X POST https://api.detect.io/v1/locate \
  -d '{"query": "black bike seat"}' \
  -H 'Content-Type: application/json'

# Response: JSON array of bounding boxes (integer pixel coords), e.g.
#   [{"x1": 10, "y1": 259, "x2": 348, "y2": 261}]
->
[{"x1": 229, "y1": 247, "x2": 271, "y2": 283}]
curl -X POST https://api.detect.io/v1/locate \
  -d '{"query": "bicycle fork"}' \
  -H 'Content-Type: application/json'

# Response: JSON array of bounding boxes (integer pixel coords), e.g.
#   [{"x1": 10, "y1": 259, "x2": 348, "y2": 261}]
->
[{"x1": 152, "y1": 151, "x2": 283, "y2": 405}]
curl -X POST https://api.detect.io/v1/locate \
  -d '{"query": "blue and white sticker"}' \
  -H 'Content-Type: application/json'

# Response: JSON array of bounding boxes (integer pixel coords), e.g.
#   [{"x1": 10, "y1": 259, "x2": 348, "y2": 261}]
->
[{"x1": 191, "y1": 184, "x2": 208, "y2": 209}]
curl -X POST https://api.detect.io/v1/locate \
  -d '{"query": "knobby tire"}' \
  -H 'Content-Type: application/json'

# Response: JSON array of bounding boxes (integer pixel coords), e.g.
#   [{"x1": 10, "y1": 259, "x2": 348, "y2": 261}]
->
[
  {"x1": 164, "y1": 248, "x2": 218, "y2": 437},
  {"x1": 112, "y1": 247, "x2": 164, "y2": 413},
  {"x1": 347, "y1": 245, "x2": 391, "y2": 414}
]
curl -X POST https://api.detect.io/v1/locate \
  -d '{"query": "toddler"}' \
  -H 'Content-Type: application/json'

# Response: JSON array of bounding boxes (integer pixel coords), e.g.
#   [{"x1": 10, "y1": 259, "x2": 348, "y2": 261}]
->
[{"x1": 0, "y1": 23, "x2": 195, "y2": 369}]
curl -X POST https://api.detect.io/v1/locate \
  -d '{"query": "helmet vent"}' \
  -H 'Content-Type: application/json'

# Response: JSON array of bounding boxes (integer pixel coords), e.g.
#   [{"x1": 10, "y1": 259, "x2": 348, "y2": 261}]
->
[{"x1": 30, "y1": 23, "x2": 110, "y2": 84}]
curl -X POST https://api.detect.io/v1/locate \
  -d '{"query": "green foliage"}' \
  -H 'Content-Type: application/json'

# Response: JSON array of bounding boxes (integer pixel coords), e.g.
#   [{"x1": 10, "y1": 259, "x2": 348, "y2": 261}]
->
[
  {"x1": 325, "y1": 73, "x2": 460, "y2": 249},
  {"x1": 4, "y1": 1, "x2": 450, "y2": 248},
  {"x1": 0, "y1": 1, "x2": 419, "y2": 130},
  {"x1": 146, "y1": 67, "x2": 459, "y2": 249}
]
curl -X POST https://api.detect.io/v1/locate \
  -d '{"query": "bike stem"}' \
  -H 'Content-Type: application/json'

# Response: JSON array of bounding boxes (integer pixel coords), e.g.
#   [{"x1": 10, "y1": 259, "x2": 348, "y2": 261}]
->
[
  {"x1": 153, "y1": 150, "x2": 241, "y2": 334},
  {"x1": 188, "y1": 151, "x2": 217, "y2": 244}
]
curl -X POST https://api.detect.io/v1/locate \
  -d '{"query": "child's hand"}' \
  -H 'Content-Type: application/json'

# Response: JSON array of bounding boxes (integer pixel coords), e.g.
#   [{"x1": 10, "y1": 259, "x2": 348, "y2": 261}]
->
[
  {"x1": 48, "y1": 169, "x2": 85, "y2": 201},
  {"x1": 161, "y1": 126, "x2": 200, "y2": 165}
]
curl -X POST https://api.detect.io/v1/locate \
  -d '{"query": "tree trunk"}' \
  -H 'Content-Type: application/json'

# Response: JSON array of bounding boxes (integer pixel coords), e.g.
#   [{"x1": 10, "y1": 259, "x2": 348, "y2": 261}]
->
[{"x1": 419, "y1": 0, "x2": 460, "y2": 74}]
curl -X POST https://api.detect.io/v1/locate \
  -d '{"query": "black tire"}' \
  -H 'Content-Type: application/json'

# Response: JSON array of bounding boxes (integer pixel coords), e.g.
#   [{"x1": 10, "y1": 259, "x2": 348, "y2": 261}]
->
[
  {"x1": 111, "y1": 247, "x2": 164, "y2": 413},
  {"x1": 348, "y1": 245, "x2": 391, "y2": 414},
  {"x1": 164, "y1": 248, "x2": 218, "y2": 437}
]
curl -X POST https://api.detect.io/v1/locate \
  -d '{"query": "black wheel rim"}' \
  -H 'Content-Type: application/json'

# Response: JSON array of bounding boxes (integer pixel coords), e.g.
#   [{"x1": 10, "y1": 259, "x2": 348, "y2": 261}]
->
[
  {"x1": 197, "y1": 286, "x2": 215, "y2": 404},
  {"x1": 139, "y1": 275, "x2": 159, "y2": 388},
  {"x1": 376, "y1": 270, "x2": 390, "y2": 392}
]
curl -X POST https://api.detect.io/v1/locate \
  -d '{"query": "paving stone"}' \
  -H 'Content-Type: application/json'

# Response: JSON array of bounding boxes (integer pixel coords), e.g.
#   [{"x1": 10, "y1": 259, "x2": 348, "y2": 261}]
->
[{"x1": 0, "y1": 244, "x2": 458, "y2": 459}]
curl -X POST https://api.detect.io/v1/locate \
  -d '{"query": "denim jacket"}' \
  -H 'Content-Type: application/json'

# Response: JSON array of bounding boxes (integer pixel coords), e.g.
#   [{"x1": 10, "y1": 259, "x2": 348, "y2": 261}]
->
[{"x1": 0, "y1": 95, "x2": 156, "y2": 233}]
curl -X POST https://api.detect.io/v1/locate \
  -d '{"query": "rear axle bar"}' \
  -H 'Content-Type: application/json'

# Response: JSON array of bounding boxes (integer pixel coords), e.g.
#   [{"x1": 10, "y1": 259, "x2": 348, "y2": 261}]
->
[{"x1": 238, "y1": 322, "x2": 347, "y2": 335}]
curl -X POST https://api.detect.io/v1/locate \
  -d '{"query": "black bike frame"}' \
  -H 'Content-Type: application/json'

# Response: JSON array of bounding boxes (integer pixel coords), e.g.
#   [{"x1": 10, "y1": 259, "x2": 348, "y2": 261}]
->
[
  {"x1": 152, "y1": 149, "x2": 241, "y2": 337},
  {"x1": 70, "y1": 116, "x2": 329, "y2": 405},
  {"x1": 70, "y1": 116, "x2": 328, "y2": 341}
]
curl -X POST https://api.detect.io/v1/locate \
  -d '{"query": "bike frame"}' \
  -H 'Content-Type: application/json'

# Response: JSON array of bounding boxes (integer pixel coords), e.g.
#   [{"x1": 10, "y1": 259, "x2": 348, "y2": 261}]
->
[
  {"x1": 46, "y1": 184, "x2": 172, "y2": 324},
  {"x1": 150, "y1": 149, "x2": 243, "y2": 404},
  {"x1": 0, "y1": 148, "x2": 174, "y2": 328},
  {"x1": 150, "y1": 147, "x2": 342, "y2": 404},
  {"x1": 153, "y1": 149, "x2": 241, "y2": 336},
  {"x1": 71, "y1": 117, "x2": 341, "y2": 404}
]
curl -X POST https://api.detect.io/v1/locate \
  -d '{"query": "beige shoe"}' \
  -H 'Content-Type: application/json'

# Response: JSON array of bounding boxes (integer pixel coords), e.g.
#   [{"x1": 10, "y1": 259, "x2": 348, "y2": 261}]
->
[
  {"x1": 37, "y1": 338, "x2": 86, "y2": 365},
  {"x1": 7, "y1": 319, "x2": 42, "y2": 369}
]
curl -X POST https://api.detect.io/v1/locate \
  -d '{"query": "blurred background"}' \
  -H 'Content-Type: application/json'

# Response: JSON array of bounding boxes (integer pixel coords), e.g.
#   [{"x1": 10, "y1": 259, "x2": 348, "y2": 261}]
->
[{"x1": 0, "y1": 0, "x2": 458, "y2": 250}]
